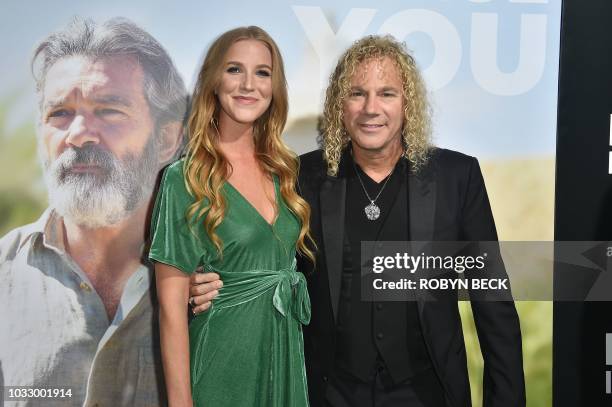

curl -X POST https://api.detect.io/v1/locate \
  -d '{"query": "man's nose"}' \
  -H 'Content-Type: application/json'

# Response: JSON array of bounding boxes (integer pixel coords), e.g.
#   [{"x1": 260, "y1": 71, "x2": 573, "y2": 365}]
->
[
  {"x1": 65, "y1": 113, "x2": 100, "y2": 148},
  {"x1": 364, "y1": 94, "x2": 380, "y2": 115}
]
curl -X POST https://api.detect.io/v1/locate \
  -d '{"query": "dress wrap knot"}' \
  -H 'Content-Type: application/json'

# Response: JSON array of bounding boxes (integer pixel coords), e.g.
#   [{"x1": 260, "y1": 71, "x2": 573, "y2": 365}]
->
[{"x1": 203, "y1": 259, "x2": 310, "y2": 325}]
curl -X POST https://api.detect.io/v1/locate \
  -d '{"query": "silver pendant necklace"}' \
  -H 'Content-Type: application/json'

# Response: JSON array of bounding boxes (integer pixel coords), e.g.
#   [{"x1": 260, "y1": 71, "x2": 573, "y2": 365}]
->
[{"x1": 352, "y1": 159, "x2": 395, "y2": 221}]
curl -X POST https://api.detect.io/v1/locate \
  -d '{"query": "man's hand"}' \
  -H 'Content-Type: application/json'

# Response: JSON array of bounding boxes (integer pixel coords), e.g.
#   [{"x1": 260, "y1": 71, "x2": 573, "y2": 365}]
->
[{"x1": 189, "y1": 271, "x2": 223, "y2": 314}]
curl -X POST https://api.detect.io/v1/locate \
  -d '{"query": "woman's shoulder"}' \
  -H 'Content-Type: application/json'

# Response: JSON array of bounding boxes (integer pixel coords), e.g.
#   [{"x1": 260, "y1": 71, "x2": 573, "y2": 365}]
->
[
  {"x1": 158, "y1": 158, "x2": 193, "y2": 199},
  {"x1": 161, "y1": 158, "x2": 186, "y2": 182}
]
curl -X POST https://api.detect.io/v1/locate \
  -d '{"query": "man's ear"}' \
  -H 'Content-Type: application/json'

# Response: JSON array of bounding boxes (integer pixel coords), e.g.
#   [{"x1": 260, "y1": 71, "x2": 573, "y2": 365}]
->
[{"x1": 158, "y1": 121, "x2": 183, "y2": 164}]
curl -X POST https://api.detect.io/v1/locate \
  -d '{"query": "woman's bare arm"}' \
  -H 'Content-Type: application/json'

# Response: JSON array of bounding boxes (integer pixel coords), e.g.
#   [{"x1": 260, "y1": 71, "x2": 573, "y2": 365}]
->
[{"x1": 155, "y1": 262, "x2": 193, "y2": 407}]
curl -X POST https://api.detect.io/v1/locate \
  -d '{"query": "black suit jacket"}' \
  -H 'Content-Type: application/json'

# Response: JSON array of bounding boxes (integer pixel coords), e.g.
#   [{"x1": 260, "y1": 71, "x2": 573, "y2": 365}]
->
[{"x1": 297, "y1": 148, "x2": 525, "y2": 407}]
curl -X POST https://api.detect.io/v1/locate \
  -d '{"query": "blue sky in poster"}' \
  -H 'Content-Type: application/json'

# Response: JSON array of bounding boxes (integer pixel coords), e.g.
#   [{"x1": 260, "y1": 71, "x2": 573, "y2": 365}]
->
[{"x1": 0, "y1": 0, "x2": 561, "y2": 158}]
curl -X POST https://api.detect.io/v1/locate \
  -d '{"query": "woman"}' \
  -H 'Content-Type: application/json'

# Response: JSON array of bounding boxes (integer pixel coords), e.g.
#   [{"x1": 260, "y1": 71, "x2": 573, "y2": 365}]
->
[{"x1": 149, "y1": 26, "x2": 314, "y2": 407}]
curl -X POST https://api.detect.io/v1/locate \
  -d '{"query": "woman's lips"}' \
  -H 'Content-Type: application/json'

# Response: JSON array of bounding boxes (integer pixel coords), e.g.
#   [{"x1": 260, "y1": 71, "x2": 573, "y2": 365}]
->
[{"x1": 233, "y1": 96, "x2": 258, "y2": 104}]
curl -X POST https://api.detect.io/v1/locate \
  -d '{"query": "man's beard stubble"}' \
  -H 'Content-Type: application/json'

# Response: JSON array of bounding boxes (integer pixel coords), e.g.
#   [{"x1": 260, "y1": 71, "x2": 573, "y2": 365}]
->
[{"x1": 42, "y1": 135, "x2": 160, "y2": 228}]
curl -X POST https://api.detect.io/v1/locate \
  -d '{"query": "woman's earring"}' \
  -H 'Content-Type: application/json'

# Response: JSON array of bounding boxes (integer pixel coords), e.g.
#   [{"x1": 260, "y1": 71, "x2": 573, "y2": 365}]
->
[{"x1": 210, "y1": 117, "x2": 219, "y2": 133}]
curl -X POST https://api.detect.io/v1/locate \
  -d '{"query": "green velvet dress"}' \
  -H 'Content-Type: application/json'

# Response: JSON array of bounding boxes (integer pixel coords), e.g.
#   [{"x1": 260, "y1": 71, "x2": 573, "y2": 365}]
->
[{"x1": 149, "y1": 160, "x2": 310, "y2": 407}]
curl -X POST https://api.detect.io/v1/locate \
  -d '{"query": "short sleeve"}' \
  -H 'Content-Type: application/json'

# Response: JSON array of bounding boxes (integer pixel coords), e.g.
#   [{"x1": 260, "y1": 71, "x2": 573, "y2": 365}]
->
[{"x1": 148, "y1": 161, "x2": 203, "y2": 274}]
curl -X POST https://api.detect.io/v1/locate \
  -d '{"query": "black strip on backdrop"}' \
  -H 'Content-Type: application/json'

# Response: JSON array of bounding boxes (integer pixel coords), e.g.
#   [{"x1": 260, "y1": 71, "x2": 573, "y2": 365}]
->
[{"x1": 555, "y1": 1, "x2": 612, "y2": 406}]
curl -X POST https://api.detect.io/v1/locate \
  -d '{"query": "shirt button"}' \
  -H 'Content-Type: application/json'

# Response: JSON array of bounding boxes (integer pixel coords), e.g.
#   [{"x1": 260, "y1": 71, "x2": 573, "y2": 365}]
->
[
  {"x1": 376, "y1": 303, "x2": 383, "y2": 311},
  {"x1": 80, "y1": 282, "x2": 92, "y2": 292},
  {"x1": 376, "y1": 332, "x2": 384, "y2": 340}
]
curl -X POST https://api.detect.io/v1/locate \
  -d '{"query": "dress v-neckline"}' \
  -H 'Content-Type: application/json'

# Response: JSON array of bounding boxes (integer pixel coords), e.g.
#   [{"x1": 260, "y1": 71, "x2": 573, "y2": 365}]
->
[{"x1": 225, "y1": 175, "x2": 280, "y2": 227}]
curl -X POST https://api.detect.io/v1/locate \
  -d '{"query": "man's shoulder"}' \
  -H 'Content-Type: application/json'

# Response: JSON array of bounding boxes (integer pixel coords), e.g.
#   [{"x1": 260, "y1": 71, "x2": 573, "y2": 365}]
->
[
  {"x1": 428, "y1": 147, "x2": 477, "y2": 170},
  {"x1": 298, "y1": 150, "x2": 328, "y2": 183},
  {"x1": 295, "y1": 147, "x2": 479, "y2": 181},
  {"x1": 0, "y1": 218, "x2": 44, "y2": 262},
  {"x1": 424, "y1": 147, "x2": 479, "y2": 181},
  {"x1": 299, "y1": 149, "x2": 326, "y2": 172},
  {"x1": 296, "y1": 150, "x2": 328, "y2": 199}
]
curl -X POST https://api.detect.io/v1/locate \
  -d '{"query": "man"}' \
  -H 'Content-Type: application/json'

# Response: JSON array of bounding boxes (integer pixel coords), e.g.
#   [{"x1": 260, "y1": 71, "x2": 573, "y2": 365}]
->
[
  {"x1": 0, "y1": 18, "x2": 186, "y2": 406},
  {"x1": 191, "y1": 35, "x2": 525, "y2": 406}
]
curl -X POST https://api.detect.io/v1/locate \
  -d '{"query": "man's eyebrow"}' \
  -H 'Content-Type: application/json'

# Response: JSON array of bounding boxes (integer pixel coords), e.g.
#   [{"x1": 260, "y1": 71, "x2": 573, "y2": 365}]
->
[
  {"x1": 379, "y1": 86, "x2": 401, "y2": 92},
  {"x1": 92, "y1": 94, "x2": 133, "y2": 107},
  {"x1": 43, "y1": 94, "x2": 133, "y2": 111},
  {"x1": 43, "y1": 98, "x2": 67, "y2": 112},
  {"x1": 348, "y1": 85, "x2": 400, "y2": 91}
]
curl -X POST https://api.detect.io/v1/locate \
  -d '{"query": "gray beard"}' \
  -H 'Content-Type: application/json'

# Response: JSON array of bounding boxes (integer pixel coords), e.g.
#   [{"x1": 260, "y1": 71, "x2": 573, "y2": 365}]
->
[{"x1": 42, "y1": 136, "x2": 159, "y2": 228}]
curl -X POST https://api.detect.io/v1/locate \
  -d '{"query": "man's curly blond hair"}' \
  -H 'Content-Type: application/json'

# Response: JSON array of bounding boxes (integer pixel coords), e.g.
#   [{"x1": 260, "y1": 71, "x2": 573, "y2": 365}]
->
[{"x1": 321, "y1": 35, "x2": 432, "y2": 176}]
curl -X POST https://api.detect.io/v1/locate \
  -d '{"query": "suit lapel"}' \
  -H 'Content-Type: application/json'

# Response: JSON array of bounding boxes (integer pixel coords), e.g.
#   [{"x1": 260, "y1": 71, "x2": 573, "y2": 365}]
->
[
  {"x1": 408, "y1": 171, "x2": 436, "y2": 242},
  {"x1": 408, "y1": 166, "x2": 436, "y2": 318},
  {"x1": 320, "y1": 176, "x2": 346, "y2": 323}
]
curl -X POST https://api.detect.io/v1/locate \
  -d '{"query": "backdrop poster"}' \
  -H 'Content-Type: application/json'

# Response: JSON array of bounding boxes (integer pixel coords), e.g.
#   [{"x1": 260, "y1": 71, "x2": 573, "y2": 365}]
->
[{"x1": 0, "y1": 1, "x2": 561, "y2": 406}]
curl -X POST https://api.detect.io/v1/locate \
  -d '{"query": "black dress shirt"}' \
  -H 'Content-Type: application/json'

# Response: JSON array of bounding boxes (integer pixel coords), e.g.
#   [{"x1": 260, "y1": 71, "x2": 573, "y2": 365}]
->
[{"x1": 334, "y1": 155, "x2": 432, "y2": 385}]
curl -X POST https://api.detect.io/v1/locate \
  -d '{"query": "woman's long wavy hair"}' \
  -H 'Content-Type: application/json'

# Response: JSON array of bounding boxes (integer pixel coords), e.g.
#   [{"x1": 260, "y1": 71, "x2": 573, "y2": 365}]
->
[
  {"x1": 321, "y1": 35, "x2": 433, "y2": 176},
  {"x1": 184, "y1": 26, "x2": 314, "y2": 261}
]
